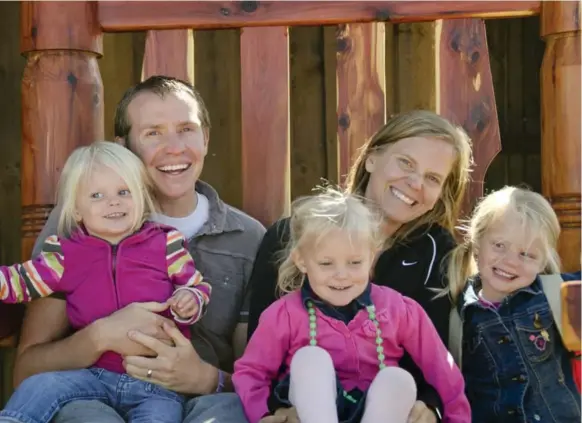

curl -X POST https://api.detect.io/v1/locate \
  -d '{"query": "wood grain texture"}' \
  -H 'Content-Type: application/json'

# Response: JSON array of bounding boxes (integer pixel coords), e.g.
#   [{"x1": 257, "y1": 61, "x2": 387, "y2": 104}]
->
[
  {"x1": 21, "y1": 1, "x2": 102, "y2": 54},
  {"x1": 437, "y1": 18, "x2": 501, "y2": 215},
  {"x1": 98, "y1": 1, "x2": 540, "y2": 32},
  {"x1": 21, "y1": 52, "x2": 104, "y2": 260},
  {"x1": 240, "y1": 27, "x2": 290, "y2": 226},
  {"x1": 562, "y1": 281, "x2": 581, "y2": 351},
  {"x1": 541, "y1": 2, "x2": 581, "y2": 272},
  {"x1": 541, "y1": 0, "x2": 581, "y2": 37},
  {"x1": 337, "y1": 23, "x2": 386, "y2": 184},
  {"x1": 143, "y1": 30, "x2": 194, "y2": 84}
]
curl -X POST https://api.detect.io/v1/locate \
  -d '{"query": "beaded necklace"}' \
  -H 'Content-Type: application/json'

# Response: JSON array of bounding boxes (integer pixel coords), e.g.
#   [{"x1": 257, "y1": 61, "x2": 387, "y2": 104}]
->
[{"x1": 306, "y1": 300, "x2": 386, "y2": 404}]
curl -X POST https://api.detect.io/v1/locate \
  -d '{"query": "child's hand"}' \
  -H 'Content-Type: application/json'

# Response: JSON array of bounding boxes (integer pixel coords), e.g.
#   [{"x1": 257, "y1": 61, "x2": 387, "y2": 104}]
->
[{"x1": 168, "y1": 290, "x2": 199, "y2": 320}]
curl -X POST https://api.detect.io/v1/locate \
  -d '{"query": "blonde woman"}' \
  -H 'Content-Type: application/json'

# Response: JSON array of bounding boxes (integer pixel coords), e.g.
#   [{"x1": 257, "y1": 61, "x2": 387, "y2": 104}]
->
[
  {"x1": 248, "y1": 110, "x2": 473, "y2": 423},
  {"x1": 0, "y1": 141, "x2": 211, "y2": 423}
]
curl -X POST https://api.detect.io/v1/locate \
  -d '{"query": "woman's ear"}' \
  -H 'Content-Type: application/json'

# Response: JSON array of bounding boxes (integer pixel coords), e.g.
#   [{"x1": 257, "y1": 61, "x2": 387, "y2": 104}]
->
[
  {"x1": 73, "y1": 209, "x2": 83, "y2": 223},
  {"x1": 365, "y1": 154, "x2": 376, "y2": 173}
]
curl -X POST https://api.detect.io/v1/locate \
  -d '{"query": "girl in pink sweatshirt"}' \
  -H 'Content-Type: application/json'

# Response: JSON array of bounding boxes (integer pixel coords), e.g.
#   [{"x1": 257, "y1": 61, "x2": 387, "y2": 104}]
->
[{"x1": 233, "y1": 187, "x2": 470, "y2": 423}]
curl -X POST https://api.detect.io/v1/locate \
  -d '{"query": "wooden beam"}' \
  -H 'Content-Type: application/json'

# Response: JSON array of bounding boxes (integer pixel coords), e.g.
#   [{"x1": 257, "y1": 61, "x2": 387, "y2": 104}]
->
[
  {"x1": 336, "y1": 23, "x2": 386, "y2": 183},
  {"x1": 540, "y1": 1, "x2": 581, "y2": 272},
  {"x1": 240, "y1": 27, "x2": 290, "y2": 227},
  {"x1": 436, "y1": 18, "x2": 501, "y2": 214},
  {"x1": 142, "y1": 29, "x2": 194, "y2": 84},
  {"x1": 98, "y1": 1, "x2": 540, "y2": 32}
]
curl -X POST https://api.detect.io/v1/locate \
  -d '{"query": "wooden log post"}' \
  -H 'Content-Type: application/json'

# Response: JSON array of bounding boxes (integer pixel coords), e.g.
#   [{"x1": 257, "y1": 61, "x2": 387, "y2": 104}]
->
[
  {"x1": 20, "y1": 2, "x2": 103, "y2": 259},
  {"x1": 142, "y1": 30, "x2": 194, "y2": 83},
  {"x1": 240, "y1": 27, "x2": 290, "y2": 227},
  {"x1": 540, "y1": 1, "x2": 581, "y2": 272},
  {"x1": 437, "y1": 18, "x2": 501, "y2": 215},
  {"x1": 337, "y1": 23, "x2": 386, "y2": 183}
]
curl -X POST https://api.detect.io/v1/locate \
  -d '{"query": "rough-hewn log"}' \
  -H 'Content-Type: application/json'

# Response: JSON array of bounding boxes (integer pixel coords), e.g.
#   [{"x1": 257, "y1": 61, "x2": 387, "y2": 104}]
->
[
  {"x1": 142, "y1": 29, "x2": 194, "y2": 84},
  {"x1": 437, "y1": 18, "x2": 501, "y2": 215},
  {"x1": 240, "y1": 27, "x2": 290, "y2": 226},
  {"x1": 98, "y1": 1, "x2": 540, "y2": 32},
  {"x1": 540, "y1": 1, "x2": 581, "y2": 272},
  {"x1": 336, "y1": 23, "x2": 386, "y2": 183}
]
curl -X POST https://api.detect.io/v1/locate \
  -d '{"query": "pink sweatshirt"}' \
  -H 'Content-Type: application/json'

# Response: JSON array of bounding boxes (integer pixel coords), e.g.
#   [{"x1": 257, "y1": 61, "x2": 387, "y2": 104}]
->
[{"x1": 233, "y1": 284, "x2": 470, "y2": 423}]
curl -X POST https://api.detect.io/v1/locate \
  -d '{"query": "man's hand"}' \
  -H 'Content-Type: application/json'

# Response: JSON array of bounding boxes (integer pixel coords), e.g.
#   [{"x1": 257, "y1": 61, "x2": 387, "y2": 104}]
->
[
  {"x1": 96, "y1": 302, "x2": 175, "y2": 357},
  {"x1": 167, "y1": 290, "x2": 199, "y2": 320},
  {"x1": 123, "y1": 321, "x2": 216, "y2": 395},
  {"x1": 258, "y1": 407, "x2": 300, "y2": 423},
  {"x1": 407, "y1": 401, "x2": 438, "y2": 423}
]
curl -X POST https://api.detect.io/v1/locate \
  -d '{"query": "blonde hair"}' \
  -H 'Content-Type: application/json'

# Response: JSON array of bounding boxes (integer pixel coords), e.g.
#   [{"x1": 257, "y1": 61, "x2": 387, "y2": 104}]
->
[
  {"x1": 345, "y1": 110, "x2": 473, "y2": 247},
  {"x1": 447, "y1": 186, "x2": 561, "y2": 303},
  {"x1": 57, "y1": 141, "x2": 157, "y2": 237},
  {"x1": 277, "y1": 186, "x2": 383, "y2": 294}
]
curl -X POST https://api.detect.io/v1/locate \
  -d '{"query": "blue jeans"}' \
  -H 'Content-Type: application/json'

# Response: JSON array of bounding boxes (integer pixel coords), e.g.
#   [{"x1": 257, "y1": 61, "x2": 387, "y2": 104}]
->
[
  {"x1": 41, "y1": 392, "x2": 248, "y2": 423},
  {"x1": 0, "y1": 368, "x2": 184, "y2": 423}
]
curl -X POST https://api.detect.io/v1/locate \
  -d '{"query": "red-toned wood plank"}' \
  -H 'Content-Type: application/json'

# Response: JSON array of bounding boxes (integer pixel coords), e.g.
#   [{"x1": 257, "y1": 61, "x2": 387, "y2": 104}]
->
[
  {"x1": 98, "y1": 1, "x2": 540, "y2": 32},
  {"x1": 540, "y1": 1, "x2": 581, "y2": 272},
  {"x1": 437, "y1": 18, "x2": 501, "y2": 214},
  {"x1": 336, "y1": 23, "x2": 386, "y2": 184},
  {"x1": 240, "y1": 27, "x2": 290, "y2": 227},
  {"x1": 142, "y1": 29, "x2": 194, "y2": 83}
]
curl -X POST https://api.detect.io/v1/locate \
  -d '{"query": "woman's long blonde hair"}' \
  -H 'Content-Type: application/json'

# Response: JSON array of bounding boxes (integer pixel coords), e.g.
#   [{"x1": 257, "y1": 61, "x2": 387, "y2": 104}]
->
[
  {"x1": 57, "y1": 141, "x2": 158, "y2": 237},
  {"x1": 277, "y1": 186, "x2": 384, "y2": 294},
  {"x1": 446, "y1": 186, "x2": 561, "y2": 303},
  {"x1": 345, "y1": 110, "x2": 473, "y2": 246}
]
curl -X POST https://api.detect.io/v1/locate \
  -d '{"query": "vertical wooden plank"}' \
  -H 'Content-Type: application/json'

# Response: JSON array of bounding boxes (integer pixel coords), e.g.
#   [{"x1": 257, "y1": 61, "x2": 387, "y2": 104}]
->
[
  {"x1": 336, "y1": 23, "x2": 386, "y2": 183},
  {"x1": 540, "y1": 1, "x2": 581, "y2": 272},
  {"x1": 100, "y1": 32, "x2": 145, "y2": 139},
  {"x1": 142, "y1": 29, "x2": 194, "y2": 84},
  {"x1": 195, "y1": 29, "x2": 242, "y2": 209},
  {"x1": 289, "y1": 27, "x2": 329, "y2": 199},
  {"x1": 240, "y1": 27, "x2": 290, "y2": 226},
  {"x1": 437, "y1": 18, "x2": 501, "y2": 214},
  {"x1": 323, "y1": 26, "x2": 339, "y2": 185}
]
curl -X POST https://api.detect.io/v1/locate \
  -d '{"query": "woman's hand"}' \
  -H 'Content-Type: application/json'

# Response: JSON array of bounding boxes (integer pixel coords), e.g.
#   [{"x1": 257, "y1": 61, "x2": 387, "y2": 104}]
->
[
  {"x1": 407, "y1": 401, "x2": 438, "y2": 423},
  {"x1": 96, "y1": 302, "x2": 175, "y2": 357},
  {"x1": 258, "y1": 407, "x2": 300, "y2": 423},
  {"x1": 122, "y1": 321, "x2": 217, "y2": 395}
]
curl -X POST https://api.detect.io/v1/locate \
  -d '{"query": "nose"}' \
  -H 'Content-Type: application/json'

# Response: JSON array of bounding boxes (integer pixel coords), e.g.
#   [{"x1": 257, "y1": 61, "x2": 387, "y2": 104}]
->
[
  {"x1": 335, "y1": 266, "x2": 349, "y2": 280},
  {"x1": 407, "y1": 172, "x2": 423, "y2": 191},
  {"x1": 108, "y1": 196, "x2": 120, "y2": 206},
  {"x1": 164, "y1": 132, "x2": 187, "y2": 154},
  {"x1": 502, "y1": 250, "x2": 521, "y2": 268}
]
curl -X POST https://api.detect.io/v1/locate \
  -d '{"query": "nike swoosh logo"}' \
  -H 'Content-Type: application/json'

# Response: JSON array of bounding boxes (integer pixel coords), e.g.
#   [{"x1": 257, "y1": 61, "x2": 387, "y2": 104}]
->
[{"x1": 402, "y1": 260, "x2": 417, "y2": 266}]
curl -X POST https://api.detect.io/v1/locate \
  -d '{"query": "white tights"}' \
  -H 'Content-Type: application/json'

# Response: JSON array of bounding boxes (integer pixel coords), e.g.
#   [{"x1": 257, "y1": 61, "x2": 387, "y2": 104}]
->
[{"x1": 288, "y1": 346, "x2": 417, "y2": 423}]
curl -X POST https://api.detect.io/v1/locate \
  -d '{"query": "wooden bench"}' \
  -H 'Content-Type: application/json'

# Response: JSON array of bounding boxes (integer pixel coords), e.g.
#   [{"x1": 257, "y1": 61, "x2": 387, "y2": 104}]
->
[{"x1": 2, "y1": 0, "x2": 579, "y2": 348}]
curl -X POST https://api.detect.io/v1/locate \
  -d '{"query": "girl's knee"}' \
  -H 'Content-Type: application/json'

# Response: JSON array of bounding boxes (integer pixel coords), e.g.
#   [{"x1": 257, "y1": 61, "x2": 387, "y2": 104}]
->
[
  {"x1": 290, "y1": 346, "x2": 334, "y2": 372},
  {"x1": 370, "y1": 367, "x2": 417, "y2": 398}
]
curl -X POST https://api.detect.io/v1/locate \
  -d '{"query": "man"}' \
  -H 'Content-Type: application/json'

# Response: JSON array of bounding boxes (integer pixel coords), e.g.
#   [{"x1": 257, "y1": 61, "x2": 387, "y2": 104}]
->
[{"x1": 11, "y1": 76, "x2": 265, "y2": 423}]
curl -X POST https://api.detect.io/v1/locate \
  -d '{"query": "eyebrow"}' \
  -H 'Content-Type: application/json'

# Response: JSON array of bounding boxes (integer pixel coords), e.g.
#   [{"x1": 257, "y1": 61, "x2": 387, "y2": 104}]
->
[
  {"x1": 399, "y1": 153, "x2": 446, "y2": 179},
  {"x1": 138, "y1": 120, "x2": 198, "y2": 131}
]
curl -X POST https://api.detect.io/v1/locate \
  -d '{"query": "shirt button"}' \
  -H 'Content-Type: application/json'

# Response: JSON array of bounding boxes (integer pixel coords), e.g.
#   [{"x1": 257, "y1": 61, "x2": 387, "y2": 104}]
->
[
  {"x1": 507, "y1": 409, "x2": 516, "y2": 415},
  {"x1": 533, "y1": 414, "x2": 541, "y2": 421},
  {"x1": 498, "y1": 336, "x2": 511, "y2": 344}
]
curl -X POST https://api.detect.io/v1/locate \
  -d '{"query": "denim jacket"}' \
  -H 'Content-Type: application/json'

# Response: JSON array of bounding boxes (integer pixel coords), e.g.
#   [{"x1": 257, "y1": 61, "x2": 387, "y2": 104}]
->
[{"x1": 459, "y1": 276, "x2": 581, "y2": 423}]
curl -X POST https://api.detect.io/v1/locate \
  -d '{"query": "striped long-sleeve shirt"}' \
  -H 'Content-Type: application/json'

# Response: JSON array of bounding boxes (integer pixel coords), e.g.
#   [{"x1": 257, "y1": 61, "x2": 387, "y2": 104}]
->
[{"x1": 0, "y1": 223, "x2": 212, "y2": 326}]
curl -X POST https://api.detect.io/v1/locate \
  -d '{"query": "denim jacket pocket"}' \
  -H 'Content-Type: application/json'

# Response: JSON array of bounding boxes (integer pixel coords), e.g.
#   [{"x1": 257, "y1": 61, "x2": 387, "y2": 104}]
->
[{"x1": 515, "y1": 309, "x2": 555, "y2": 363}]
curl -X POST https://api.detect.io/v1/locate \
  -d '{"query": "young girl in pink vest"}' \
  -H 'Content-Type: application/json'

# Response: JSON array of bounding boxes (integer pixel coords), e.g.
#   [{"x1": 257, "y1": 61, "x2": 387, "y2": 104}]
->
[
  {"x1": 233, "y1": 187, "x2": 470, "y2": 423},
  {"x1": 0, "y1": 141, "x2": 211, "y2": 423}
]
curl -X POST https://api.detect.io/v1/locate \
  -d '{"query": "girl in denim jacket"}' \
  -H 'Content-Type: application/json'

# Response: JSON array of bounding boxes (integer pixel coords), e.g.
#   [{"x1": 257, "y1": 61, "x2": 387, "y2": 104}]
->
[
  {"x1": 233, "y1": 187, "x2": 471, "y2": 423},
  {"x1": 447, "y1": 186, "x2": 581, "y2": 423}
]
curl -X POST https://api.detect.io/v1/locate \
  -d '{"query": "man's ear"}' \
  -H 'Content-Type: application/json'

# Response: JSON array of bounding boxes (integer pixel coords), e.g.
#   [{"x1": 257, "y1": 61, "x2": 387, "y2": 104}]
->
[
  {"x1": 114, "y1": 136, "x2": 127, "y2": 148},
  {"x1": 202, "y1": 128, "x2": 210, "y2": 155},
  {"x1": 291, "y1": 250, "x2": 307, "y2": 274}
]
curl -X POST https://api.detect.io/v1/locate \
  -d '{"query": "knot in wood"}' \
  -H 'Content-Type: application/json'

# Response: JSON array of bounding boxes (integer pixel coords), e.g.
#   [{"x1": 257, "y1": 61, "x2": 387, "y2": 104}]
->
[
  {"x1": 375, "y1": 9, "x2": 391, "y2": 21},
  {"x1": 338, "y1": 114, "x2": 351, "y2": 129},
  {"x1": 220, "y1": 7, "x2": 230, "y2": 16},
  {"x1": 241, "y1": 1, "x2": 259, "y2": 13}
]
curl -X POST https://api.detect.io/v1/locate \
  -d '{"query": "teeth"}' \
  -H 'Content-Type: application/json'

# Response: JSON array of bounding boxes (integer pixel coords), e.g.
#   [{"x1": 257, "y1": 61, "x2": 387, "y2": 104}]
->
[
  {"x1": 158, "y1": 164, "x2": 189, "y2": 172},
  {"x1": 330, "y1": 286, "x2": 350, "y2": 291},
  {"x1": 105, "y1": 212, "x2": 125, "y2": 218},
  {"x1": 494, "y1": 268, "x2": 516, "y2": 279},
  {"x1": 391, "y1": 187, "x2": 415, "y2": 205}
]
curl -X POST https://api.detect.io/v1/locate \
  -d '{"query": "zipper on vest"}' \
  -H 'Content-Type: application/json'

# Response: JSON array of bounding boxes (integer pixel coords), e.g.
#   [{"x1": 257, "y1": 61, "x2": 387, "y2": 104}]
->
[{"x1": 111, "y1": 244, "x2": 120, "y2": 308}]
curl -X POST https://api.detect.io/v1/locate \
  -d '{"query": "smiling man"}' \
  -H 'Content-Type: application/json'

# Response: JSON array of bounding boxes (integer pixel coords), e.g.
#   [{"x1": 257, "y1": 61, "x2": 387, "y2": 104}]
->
[{"x1": 10, "y1": 76, "x2": 265, "y2": 423}]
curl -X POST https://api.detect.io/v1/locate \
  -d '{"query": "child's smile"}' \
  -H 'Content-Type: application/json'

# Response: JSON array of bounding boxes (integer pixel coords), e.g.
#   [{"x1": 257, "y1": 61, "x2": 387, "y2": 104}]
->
[{"x1": 293, "y1": 228, "x2": 375, "y2": 307}]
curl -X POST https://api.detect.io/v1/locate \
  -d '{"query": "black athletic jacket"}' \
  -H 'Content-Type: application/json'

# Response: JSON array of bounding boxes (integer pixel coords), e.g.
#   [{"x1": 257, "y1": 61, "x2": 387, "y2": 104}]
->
[{"x1": 247, "y1": 217, "x2": 457, "y2": 420}]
